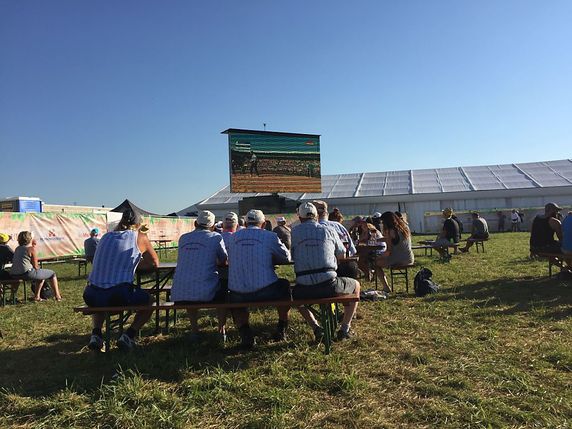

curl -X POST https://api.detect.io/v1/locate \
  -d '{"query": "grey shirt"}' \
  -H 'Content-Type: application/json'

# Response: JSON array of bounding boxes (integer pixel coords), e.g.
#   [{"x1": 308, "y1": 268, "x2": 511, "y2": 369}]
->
[
  {"x1": 11, "y1": 245, "x2": 33, "y2": 275},
  {"x1": 472, "y1": 217, "x2": 489, "y2": 235}
]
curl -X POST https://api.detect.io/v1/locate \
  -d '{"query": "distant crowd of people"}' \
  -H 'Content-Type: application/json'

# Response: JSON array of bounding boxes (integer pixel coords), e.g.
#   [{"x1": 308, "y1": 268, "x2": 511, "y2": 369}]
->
[{"x1": 231, "y1": 152, "x2": 320, "y2": 178}]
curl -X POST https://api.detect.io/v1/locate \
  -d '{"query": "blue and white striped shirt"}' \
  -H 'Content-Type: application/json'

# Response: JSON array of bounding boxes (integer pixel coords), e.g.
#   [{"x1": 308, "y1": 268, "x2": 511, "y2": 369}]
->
[
  {"x1": 89, "y1": 230, "x2": 141, "y2": 288},
  {"x1": 291, "y1": 220, "x2": 345, "y2": 286},
  {"x1": 319, "y1": 219, "x2": 357, "y2": 256},
  {"x1": 171, "y1": 229, "x2": 228, "y2": 302},
  {"x1": 228, "y1": 226, "x2": 290, "y2": 293}
]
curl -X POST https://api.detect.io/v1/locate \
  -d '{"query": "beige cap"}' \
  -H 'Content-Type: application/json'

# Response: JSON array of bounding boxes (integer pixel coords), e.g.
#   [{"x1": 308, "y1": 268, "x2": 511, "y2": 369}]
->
[
  {"x1": 197, "y1": 210, "x2": 215, "y2": 227},
  {"x1": 224, "y1": 212, "x2": 239, "y2": 224},
  {"x1": 298, "y1": 202, "x2": 318, "y2": 219},
  {"x1": 246, "y1": 209, "x2": 265, "y2": 224},
  {"x1": 276, "y1": 216, "x2": 286, "y2": 223}
]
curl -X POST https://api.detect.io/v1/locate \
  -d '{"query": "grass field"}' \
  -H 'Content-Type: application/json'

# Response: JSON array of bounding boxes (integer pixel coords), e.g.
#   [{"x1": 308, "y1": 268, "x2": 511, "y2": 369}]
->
[{"x1": 1, "y1": 232, "x2": 571, "y2": 428}]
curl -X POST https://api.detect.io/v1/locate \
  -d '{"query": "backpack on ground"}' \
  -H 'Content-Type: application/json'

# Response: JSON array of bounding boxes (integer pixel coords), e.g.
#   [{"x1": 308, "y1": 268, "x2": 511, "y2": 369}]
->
[
  {"x1": 413, "y1": 268, "x2": 439, "y2": 297},
  {"x1": 31, "y1": 282, "x2": 54, "y2": 300}
]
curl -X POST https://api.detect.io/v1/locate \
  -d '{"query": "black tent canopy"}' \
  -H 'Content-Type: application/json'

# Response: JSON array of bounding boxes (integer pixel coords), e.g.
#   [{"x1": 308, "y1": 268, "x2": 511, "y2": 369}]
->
[{"x1": 111, "y1": 199, "x2": 160, "y2": 217}]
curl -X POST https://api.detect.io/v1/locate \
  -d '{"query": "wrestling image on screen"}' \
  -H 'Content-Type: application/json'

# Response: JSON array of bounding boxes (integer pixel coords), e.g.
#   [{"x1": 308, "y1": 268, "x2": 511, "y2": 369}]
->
[{"x1": 223, "y1": 129, "x2": 321, "y2": 193}]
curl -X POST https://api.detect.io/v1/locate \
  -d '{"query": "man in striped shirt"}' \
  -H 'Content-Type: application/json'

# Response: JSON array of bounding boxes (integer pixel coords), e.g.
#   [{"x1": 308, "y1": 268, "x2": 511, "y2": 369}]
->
[
  {"x1": 171, "y1": 210, "x2": 228, "y2": 341},
  {"x1": 228, "y1": 209, "x2": 291, "y2": 348},
  {"x1": 291, "y1": 202, "x2": 360, "y2": 340}
]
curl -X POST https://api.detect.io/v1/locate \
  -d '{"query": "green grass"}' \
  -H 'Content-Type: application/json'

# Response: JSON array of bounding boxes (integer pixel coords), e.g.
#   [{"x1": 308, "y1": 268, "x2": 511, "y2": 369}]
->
[{"x1": 1, "y1": 233, "x2": 571, "y2": 428}]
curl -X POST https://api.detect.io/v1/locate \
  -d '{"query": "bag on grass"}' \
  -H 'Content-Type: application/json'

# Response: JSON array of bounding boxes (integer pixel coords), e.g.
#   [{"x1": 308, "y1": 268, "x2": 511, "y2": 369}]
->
[
  {"x1": 31, "y1": 282, "x2": 54, "y2": 300},
  {"x1": 413, "y1": 268, "x2": 439, "y2": 297}
]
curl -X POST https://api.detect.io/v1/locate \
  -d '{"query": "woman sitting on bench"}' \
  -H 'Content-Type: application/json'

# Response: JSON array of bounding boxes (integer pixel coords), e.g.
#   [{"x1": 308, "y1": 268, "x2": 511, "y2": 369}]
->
[
  {"x1": 374, "y1": 211, "x2": 414, "y2": 293},
  {"x1": 83, "y1": 209, "x2": 159, "y2": 351}
]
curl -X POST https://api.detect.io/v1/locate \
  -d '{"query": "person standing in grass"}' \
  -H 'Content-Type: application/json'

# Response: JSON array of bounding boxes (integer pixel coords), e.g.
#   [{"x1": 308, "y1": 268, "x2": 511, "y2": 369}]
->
[
  {"x1": 10, "y1": 231, "x2": 63, "y2": 302},
  {"x1": 83, "y1": 209, "x2": 159, "y2": 351},
  {"x1": 170, "y1": 210, "x2": 229, "y2": 342}
]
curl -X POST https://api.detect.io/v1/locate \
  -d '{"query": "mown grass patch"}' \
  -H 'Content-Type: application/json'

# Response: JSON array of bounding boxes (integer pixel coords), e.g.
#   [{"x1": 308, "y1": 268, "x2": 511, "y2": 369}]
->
[{"x1": 1, "y1": 234, "x2": 571, "y2": 428}]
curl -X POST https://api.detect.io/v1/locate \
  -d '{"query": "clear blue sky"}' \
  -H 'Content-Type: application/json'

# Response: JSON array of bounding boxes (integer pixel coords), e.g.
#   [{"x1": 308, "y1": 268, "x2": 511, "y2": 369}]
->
[{"x1": 1, "y1": 1, "x2": 571, "y2": 213}]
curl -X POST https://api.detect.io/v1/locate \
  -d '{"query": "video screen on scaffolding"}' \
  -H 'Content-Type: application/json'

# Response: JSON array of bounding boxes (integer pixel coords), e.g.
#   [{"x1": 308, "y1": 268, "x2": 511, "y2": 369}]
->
[{"x1": 223, "y1": 129, "x2": 321, "y2": 194}]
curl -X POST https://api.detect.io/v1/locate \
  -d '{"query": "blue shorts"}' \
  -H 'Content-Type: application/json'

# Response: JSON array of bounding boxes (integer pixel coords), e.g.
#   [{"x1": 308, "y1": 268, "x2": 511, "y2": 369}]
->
[
  {"x1": 83, "y1": 283, "x2": 150, "y2": 307},
  {"x1": 229, "y1": 278, "x2": 291, "y2": 303}
]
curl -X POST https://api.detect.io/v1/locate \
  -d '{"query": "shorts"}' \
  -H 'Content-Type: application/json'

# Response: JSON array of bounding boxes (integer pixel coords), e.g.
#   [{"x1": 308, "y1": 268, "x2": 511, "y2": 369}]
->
[
  {"x1": 229, "y1": 278, "x2": 291, "y2": 303},
  {"x1": 13, "y1": 268, "x2": 56, "y2": 282},
  {"x1": 175, "y1": 284, "x2": 228, "y2": 304},
  {"x1": 293, "y1": 276, "x2": 358, "y2": 300},
  {"x1": 470, "y1": 233, "x2": 489, "y2": 240},
  {"x1": 83, "y1": 283, "x2": 150, "y2": 307},
  {"x1": 433, "y1": 238, "x2": 457, "y2": 247}
]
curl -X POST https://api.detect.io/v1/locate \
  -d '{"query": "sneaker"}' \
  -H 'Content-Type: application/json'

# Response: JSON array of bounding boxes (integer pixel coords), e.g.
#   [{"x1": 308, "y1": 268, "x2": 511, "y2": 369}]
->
[
  {"x1": 336, "y1": 329, "x2": 352, "y2": 341},
  {"x1": 88, "y1": 334, "x2": 104, "y2": 351},
  {"x1": 238, "y1": 325, "x2": 255, "y2": 350},
  {"x1": 117, "y1": 333, "x2": 136, "y2": 351},
  {"x1": 313, "y1": 326, "x2": 324, "y2": 342}
]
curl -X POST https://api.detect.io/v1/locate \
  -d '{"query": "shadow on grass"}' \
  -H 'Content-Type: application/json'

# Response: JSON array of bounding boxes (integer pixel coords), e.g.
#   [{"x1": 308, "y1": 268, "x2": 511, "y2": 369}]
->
[
  {"x1": 0, "y1": 323, "x2": 299, "y2": 398},
  {"x1": 434, "y1": 276, "x2": 572, "y2": 319}
]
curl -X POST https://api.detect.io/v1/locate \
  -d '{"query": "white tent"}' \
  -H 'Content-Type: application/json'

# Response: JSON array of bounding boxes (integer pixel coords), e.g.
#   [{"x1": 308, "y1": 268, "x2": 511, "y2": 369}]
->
[{"x1": 178, "y1": 159, "x2": 572, "y2": 233}]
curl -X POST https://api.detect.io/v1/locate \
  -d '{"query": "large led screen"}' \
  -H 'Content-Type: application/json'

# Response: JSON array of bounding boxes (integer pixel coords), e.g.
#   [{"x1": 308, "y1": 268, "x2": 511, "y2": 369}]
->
[{"x1": 224, "y1": 129, "x2": 321, "y2": 193}]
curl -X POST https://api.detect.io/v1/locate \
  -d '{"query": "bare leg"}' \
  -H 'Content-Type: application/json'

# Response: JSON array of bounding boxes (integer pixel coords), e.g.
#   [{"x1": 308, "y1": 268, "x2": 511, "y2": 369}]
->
[
  {"x1": 92, "y1": 313, "x2": 105, "y2": 330},
  {"x1": 341, "y1": 281, "x2": 361, "y2": 327},
  {"x1": 374, "y1": 258, "x2": 391, "y2": 292},
  {"x1": 298, "y1": 306, "x2": 320, "y2": 328},
  {"x1": 216, "y1": 309, "x2": 227, "y2": 335},
  {"x1": 231, "y1": 308, "x2": 249, "y2": 329},
  {"x1": 50, "y1": 275, "x2": 62, "y2": 300},
  {"x1": 187, "y1": 309, "x2": 200, "y2": 334},
  {"x1": 34, "y1": 280, "x2": 45, "y2": 301},
  {"x1": 276, "y1": 305, "x2": 290, "y2": 322},
  {"x1": 130, "y1": 309, "x2": 153, "y2": 332}
]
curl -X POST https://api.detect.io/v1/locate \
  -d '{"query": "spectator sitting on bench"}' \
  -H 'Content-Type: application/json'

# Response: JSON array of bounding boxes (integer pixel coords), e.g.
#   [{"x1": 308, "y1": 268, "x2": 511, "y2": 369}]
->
[
  {"x1": 432, "y1": 208, "x2": 461, "y2": 259},
  {"x1": 227, "y1": 209, "x2": 291, "y2": 349},
  {"x1": 313, "y1": 200, "x2": 359, "y2": 280},
  {"x1": 0, "y1": 232, "x2": 14, "y2": 281},
  {"x1": 84, "y1": 228, "x2": 100, "y2": 263},
  {"x1": 11, "y1": 231, "x2": 63, "y2": 302},
  {"x1": 460, "y1": 212, "x2": 489, "y2": 253},
  {"x1": 529, "y1": 203, "x2": 571, "y2": 270},
  {"x1": 374, "y1": 211, "x2": 414, "y2": 292},
  {"x1": 83, "y1": 209, "x2": 159, "y2": 351},
  {"x1": 171, "y1": 210, "x2": 228, "y2": 342},
  {"x1": 291, "y1": 202, "x2": 361, "y2": 341}
]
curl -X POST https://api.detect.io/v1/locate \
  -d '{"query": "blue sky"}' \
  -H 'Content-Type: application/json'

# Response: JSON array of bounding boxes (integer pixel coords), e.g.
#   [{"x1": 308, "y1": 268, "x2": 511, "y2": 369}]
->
[{"x1": 1, "y1": 1, "x2": 571, "y2": 213}]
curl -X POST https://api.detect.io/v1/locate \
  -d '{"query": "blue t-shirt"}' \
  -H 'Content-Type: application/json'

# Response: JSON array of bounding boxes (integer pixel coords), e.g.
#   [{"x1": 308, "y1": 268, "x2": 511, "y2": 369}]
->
[{"x1": 562, "y1": 215, "x2": 572, "y2": 252}]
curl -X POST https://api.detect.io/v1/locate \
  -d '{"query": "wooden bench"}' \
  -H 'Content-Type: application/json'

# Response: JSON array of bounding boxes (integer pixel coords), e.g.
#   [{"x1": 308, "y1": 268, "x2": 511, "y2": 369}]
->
[
  {"x1": 0, "y1": 279, "x2": 26, "y2": 305},
  {"x1": 411, "y1": 245, "x2": 433, "y2": 256},
  {"x1": 74, "y1": 294, "x2": 360, "y2": 354},
  {"x1": 532, "y1": 252, "x2": 567, "y2": 277}
]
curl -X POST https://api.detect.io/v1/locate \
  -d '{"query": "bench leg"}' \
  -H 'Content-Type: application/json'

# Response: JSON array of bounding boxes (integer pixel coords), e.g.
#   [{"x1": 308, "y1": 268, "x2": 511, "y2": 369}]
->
[
  {"x1": 405, "y1": 269, "x2": 409, "y2": 293},
  {"x1": 23, "y1": 281, "x2": 27, "y2": 302},
  {"x1": 319, "y1": 304, "x2": 332, "y2": 355}
]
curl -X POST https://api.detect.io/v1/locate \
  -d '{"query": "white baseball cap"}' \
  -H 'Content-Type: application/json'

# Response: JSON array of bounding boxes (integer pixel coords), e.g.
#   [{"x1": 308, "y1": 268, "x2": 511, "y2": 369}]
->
[
  {"x1": 224, "y1": 212, "x2": 239, "y2": 224},
  {"x1": 298, "y1": 202, "x2": 318, "y2": 219},
  {"x1": 246, "y1": 209, "x2": 265, "y2": 224},
  {"x1": 197, "y1": 210, "x2": 215, "y2": 227},
  {"x1": 372, "y1": 212, "x2": 382, "y2": 218},
  {"x1": 276, "y1": 216, "x2": 286, "y2": 223}
]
